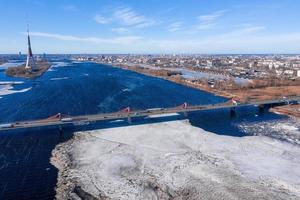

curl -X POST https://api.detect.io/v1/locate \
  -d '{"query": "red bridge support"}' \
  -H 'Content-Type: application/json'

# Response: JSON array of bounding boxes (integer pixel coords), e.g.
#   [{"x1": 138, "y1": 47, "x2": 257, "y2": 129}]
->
[
  {"x1": 177, "y1": 102, "x2": 188, "y2": 117},
  {"x1": 121, "y1": 107, "x2": 131, "y2": 113},
  {"x1": 120, "y1": 107, "x2": 132, "y2": 123}
]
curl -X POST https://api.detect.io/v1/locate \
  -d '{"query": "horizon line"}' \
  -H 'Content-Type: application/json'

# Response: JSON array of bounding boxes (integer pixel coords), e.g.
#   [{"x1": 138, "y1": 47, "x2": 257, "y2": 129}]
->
[{"x1": 1, "y1": 53, "x2": 300, "y2": 56}]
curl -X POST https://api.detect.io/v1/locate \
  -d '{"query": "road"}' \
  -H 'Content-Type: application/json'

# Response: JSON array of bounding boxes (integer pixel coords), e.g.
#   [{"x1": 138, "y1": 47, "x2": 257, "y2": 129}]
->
[{"x1": 0, "y1": 96, "x2": 299, "y2": 131}]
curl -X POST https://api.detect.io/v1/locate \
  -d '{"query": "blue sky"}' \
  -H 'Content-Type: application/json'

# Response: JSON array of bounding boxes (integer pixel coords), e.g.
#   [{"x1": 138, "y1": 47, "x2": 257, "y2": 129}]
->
[{"x1": 1, "y1": 0, "x2": 300, "y2": 54}]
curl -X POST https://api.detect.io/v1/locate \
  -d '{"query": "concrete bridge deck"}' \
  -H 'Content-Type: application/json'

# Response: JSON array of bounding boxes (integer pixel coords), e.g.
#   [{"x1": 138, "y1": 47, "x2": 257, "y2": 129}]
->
[{"x1": 0, "y1": 96, "x2": 299, "y2": 131}]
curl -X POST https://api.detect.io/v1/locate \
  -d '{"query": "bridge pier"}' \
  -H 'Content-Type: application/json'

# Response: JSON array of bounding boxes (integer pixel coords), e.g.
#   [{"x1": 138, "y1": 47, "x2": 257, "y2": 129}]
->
[
  {"x1": 258, "y1": 105, "x2": 265, "y2": 113},
  {"x1": 59, "y1": 125, "x2": 63, "y2": 136},
  {"x1": 230, "y1": 107, "x2": 236, "y2": 117},
  {"x1": 183, "y1": 111, "x2": 188, "y2": 117},
  {"x1": 127, "y1": 116, "x2": 132, "y2": 124}
]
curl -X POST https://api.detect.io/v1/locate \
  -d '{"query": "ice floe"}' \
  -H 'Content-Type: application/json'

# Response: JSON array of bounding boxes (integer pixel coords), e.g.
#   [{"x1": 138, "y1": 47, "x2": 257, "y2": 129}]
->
[
  {"x1": 0, "y1": 84, "x2": 32, "y2": 97},
  {"x1": 51, "y1": 62, "x2": 72, "y2": 68},
  {"x1": 50, "y1": 77, "x2": 70, "y2": 81},
  {"x1": 0, "y1": 81, "x2": 24, "y2": 85}
]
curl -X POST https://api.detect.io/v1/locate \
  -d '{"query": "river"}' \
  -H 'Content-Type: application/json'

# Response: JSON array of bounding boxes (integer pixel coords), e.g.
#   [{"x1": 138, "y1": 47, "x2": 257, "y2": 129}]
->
[{"x1": 0, "y1": 59, "x2": 297, "y2": 199}]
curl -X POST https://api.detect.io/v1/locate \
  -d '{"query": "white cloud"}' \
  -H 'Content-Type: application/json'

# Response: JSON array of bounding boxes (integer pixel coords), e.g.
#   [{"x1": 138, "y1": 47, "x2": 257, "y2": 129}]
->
[
  {"x1": 21, "y1": 28, "x2": 300, "y2": 54},
  {"x1": 27, "y1": 32, "x2": 142, "y2": 45},
  {"x1": 111, "y1": 27, "x2": 130, "y2": 34},
  {"x1": 94, "y1": 14, "x2": 111, "y2": 24},
  {"x1": 167, "y1": 22, "x2": 182, "y2": 32},
  {"x1": 113, "y1": 7, "x2": 145, "y2": 26},
  {"x1": 94, "y1": 7, "x2": 157, "y2": 28},
  {"x1": 113, "y1": 7, "x2": 155, "y2": 27},
  {"x1": 196, "y1": 10, "x2": 226, "y2": 30}
]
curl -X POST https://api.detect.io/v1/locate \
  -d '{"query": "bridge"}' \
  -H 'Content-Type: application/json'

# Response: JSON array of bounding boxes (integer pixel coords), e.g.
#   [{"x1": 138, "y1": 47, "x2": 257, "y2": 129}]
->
[{"x1": 0, "y1": 96, "x2": 299, "y2": 131}]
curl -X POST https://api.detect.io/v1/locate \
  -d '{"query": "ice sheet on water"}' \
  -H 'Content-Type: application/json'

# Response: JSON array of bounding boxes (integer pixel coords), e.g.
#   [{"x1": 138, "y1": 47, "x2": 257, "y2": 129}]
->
[
  {"x1": 0, "y1": 81, "x2": 24, "y2": 85},
  {"x1": 52, "y1": 120, "x2": 300, "y2": 199},
  {"x1": 238, "y1": 118, "x2": 300, "y2": 145},
  {"x1": 51, "y1": 62, "x2": 72, "y2": 68},
  {"x1": 47, "y1": 67, "x2": 57, "y2": 72},
  {"x1": 147, "y1": 113, "x2": 179, "y2": 118},
  {"x1": 50, "y1": 77, "x2": 70, "y2": 81},
  {"x1": 0, "y1": 84, "x2": 32, "y2": 97}
]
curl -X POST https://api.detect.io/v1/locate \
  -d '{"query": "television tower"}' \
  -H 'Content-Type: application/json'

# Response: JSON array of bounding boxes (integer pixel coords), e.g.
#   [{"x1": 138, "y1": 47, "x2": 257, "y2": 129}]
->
[{"x1": 25, "y1": 25, "x2": 36, "y2": 71}]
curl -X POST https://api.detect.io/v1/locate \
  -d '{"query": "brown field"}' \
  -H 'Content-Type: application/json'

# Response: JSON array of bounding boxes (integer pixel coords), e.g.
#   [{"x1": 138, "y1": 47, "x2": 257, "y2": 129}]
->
[{"x1": 226, "y1": 86, "x2": 300, "y2": 102}]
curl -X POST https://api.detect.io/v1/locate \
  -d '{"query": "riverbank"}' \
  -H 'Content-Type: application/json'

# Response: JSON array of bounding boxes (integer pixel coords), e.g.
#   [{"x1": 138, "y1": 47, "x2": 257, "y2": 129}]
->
[
  {"x1": 51, "y1": 120, "x2": 300, "y2": 199},
  {"x1": 108, "y1": 63, "x2": 300, "y2": 118},
  {"x1": 5, "y1": 60, "x2": 51, "y2": 79}
]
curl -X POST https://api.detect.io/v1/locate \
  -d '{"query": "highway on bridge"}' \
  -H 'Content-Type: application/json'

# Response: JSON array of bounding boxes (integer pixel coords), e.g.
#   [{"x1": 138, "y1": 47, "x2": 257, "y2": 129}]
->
[{"x1": 0, "y1": 96, "x2": 299, "y2": 131}]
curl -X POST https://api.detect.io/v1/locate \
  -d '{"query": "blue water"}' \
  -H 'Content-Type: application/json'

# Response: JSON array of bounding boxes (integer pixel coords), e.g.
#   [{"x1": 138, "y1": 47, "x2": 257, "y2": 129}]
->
[
  {"x1": 0, "y1": 60, "x2": 286, "y2": 199},
  {"x1": 0, "y1": 61, "x2": 227, "y2": 122}
]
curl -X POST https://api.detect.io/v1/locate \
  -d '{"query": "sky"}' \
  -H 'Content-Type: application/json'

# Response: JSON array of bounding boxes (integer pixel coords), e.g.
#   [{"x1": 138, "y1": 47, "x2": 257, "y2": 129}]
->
[{"x1": 0, "y1": 0, "x2": 300, "y2": 54}]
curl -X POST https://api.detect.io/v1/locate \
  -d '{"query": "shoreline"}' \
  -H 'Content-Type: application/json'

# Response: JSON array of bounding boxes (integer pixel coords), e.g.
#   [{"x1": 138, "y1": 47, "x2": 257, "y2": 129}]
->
[
  {"x1": 51, "y1": 138, "x2": 75, "y2": 200},
  {"x1": 107, "y1": 63, "x2": 235, "y2": 99},
  {"x1": 104, "y1": 62, "x2": 300, "y2": 118}
]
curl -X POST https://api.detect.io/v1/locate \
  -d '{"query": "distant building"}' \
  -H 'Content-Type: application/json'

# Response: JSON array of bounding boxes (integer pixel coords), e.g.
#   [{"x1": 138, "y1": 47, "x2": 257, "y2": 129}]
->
[
  {"x1": 297, "y1": 70, "x2": 300, "y2": 77},
  {"x1": 284, "y1": 70, "x2": 294, "y2": 75}
]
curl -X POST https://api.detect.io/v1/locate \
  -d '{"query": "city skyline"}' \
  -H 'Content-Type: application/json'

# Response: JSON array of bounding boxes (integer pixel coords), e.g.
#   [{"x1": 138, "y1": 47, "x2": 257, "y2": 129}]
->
[{"x1": 1, "y1": 0, "x2": 300, "y2": 54}]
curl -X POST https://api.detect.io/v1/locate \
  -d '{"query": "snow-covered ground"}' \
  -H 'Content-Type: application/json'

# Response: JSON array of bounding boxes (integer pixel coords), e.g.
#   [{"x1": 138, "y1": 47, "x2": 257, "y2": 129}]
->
[{"x1": 51, "y1": 119, "x2": 300, "y2": 199}]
